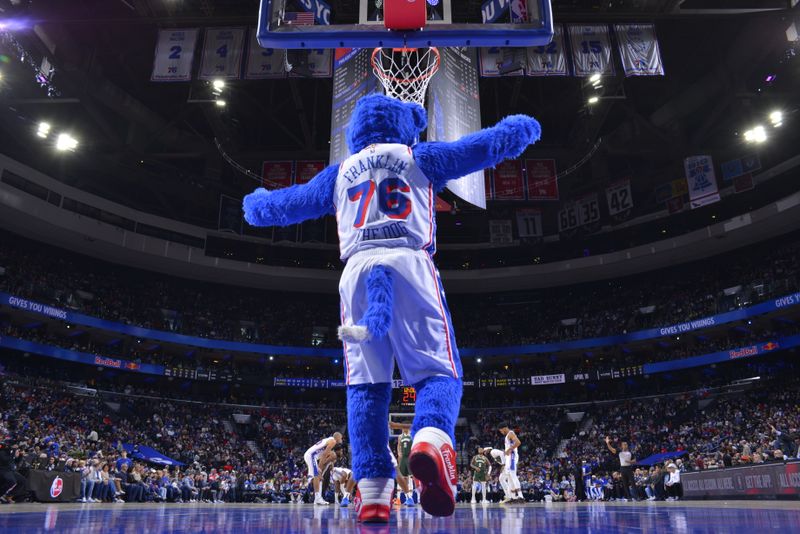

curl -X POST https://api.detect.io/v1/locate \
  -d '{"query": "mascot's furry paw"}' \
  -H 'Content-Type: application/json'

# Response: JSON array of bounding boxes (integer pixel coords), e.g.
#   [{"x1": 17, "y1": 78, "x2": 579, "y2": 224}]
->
[
  {"x1": 497, "y1": 115, "x2": 542, "y2": 159},
  {"x1": 338, "y1": 324, "x2": 371, "y2": 344},
  {"x1": 243, "y1": 188, "x2": 288, "y2": 227}
]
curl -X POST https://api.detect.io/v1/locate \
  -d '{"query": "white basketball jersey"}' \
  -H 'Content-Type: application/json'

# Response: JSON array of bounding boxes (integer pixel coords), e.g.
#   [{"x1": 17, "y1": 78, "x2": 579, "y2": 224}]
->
[
  {"x1": 306, "y1": 437, "x2": 331, "y2": 457},
  {"x1": 334, "y1": 143, "x2": 436, "y2": 261},
  {"x1": 505, "y1": 432, "x2": 519, "y2": 459}
]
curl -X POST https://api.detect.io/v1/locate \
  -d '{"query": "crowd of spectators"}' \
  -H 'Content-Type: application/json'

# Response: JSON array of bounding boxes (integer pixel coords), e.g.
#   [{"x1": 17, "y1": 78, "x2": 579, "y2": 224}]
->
[
  {"x1": 0, "y1": 376, "x2": 346, "y2": 504},
  {"x1": 1, "y1": 231, "x2": 798, "y2": 351},
  {"x1": 1, "y1": 368, "x2": 798, "y2": 505}
]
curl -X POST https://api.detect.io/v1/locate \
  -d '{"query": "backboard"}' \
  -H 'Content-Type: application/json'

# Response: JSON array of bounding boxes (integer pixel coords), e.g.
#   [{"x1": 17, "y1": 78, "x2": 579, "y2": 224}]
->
[{"x1": 258, "y1": 0, "x2": 554, "y2": 49}]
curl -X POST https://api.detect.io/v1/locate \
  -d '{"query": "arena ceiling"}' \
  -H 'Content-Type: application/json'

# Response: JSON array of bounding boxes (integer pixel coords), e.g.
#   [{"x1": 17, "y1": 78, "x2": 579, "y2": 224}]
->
[{"x1": 0, "y1": 0, "x2": 796, "y2": 229}]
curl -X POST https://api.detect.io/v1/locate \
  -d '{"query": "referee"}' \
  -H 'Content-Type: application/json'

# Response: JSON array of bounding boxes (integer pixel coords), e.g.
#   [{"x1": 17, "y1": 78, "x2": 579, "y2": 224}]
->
[{"x1": 605, "y1": 436, "x2": 636, "y2": 501}]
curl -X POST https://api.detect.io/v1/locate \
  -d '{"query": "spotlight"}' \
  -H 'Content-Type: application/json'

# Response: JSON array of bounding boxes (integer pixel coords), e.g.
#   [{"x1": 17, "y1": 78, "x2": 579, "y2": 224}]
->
[
  {"x1": 588, "y1": 96, "x2": 599, "y2": 105},
  {"x1": 589, "y1": 73, "x2": 601, "y2": 83},
  {"x1": 743, "y1": 125, "x2": 767, "y2": 143},
  {"x1": 764, "y1": 74, "x2": 776, "y2": 83},
  {"x1": 476, "y1": 358, "x2": 482, "y2": 363},
  {"x1": 37, "y1": 122, "x2": 51, "y2": 138},
  {"x1": 269, "y1": 356, "x2": 274, "y2": 361},
  {"x1": 55, "y1": 133, "x2": 78, "y2": 151},
  {"x1": 212, "y1": 79, "x2": 225, "y2": 91},
  {"x1": 769, "y1": 110, "x2": 783, "y2": 127},
  {"x1": 215, "y1": 99, "x2": 226, "y2": 107}
]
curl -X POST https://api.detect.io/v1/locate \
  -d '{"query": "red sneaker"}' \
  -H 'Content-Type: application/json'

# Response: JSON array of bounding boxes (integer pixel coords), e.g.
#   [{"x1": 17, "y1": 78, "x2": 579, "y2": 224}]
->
[
  {"x1": 354, "y1": 484, "x2": 391, "y2": 523},
  {"x1": 408, "y1": 427, "x2": 457, "y2": 517}
]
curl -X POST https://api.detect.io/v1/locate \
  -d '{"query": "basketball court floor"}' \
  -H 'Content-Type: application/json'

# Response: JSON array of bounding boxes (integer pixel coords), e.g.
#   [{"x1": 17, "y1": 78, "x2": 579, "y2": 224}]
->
[{"x1": 0, "y1": 501, "x2": 798, "y2": 533}]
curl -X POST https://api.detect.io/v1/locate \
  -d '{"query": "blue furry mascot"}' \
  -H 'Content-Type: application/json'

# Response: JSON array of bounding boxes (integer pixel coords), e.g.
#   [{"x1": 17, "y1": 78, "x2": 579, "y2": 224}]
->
[{"x1": 244, "y1": 94, "x2": 540, "y2": 521}]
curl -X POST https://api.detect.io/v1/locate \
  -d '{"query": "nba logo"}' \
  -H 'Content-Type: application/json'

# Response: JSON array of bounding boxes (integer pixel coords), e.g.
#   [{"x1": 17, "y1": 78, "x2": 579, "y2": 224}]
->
[{"x1": 50, "y1": 476, "x2": 63, "y2": 499}]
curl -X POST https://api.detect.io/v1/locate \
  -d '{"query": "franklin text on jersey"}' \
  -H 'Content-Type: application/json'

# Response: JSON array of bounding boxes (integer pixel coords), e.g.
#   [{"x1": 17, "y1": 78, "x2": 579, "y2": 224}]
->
[{"x1": 335, "y1": 144, "x2": 436, "y2": 260}]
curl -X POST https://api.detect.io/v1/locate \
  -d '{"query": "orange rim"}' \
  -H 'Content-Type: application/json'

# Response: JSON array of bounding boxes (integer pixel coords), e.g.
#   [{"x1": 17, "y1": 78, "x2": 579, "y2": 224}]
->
[{"x1": 371, "y1": 47, "x2": 441, "y2": 85}]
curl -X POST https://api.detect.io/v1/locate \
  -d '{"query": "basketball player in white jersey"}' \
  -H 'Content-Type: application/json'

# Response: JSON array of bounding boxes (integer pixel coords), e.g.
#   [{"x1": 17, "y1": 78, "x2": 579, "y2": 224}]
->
[
  {"x1": 500, "y1": 423, "x2": 524, "y2": 503},
  {"x1": 481, "y1": 446, "x2": 511, "y2": 502},
  {"x1": 331, "y1": 466, "x2": 355, "y2": 506},
  {"x1": 304, "y1": 432, "x2": 343, "y2": 505}
]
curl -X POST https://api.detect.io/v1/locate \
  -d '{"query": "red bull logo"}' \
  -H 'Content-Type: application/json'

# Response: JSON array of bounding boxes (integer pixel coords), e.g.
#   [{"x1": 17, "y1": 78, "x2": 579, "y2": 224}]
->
[
  {"x1": 50, "y1": 476, "x2": 63, "y2": 499},
  {"x1": 440, "y1": 444, "x2": 458, "y2": 485},
  {"x1": 761, "y1": 342, "x2": 779, "y2": 351}
]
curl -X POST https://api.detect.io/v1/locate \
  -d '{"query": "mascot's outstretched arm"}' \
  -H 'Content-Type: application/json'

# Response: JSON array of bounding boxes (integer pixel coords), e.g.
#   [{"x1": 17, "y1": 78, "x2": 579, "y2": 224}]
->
[
  {"x1": 412, "y1": 115, "x2": 541, "y2": 193},
  {"x1": 242, "y1": 164, "x2": 337, "y2": 227}
]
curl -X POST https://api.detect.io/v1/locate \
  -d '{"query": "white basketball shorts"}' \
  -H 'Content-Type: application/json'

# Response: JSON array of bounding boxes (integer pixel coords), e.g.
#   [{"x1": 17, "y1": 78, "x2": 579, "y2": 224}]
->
[
  {"x1": 504, "y1": 452, "x2": 518, "y2": 473},
  {"x1": 339, "y1": 247, "x2": 461, "y2": 386}
]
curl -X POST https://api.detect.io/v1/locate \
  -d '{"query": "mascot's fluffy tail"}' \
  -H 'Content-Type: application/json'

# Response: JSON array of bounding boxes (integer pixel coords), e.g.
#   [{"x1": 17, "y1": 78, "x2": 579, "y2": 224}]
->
[{"x1": 338, "y1": 265, "x2": 393, "y2": 344}]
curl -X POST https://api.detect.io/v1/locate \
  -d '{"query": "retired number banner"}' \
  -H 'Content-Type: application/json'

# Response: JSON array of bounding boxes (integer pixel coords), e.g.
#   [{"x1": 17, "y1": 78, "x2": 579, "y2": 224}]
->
[
  {"x1": 479, "y1": 47, "x2": 526, "y2": 77},
  {"x1": 516, "y1": 209, "x2": 543, "y2": 237},
  {"x1": 525, "y1": 159, "x2": 559, "y2": 200},
  {"x1": 558, "y1": 203, "x2": 579, "y2": 232},
  {"x1": 567, "y1": 24, "x2": 614, "y2": 77},
  {"x1": 199, "y1": 28, "x2": 246, "y2": 80},
  {"x1": 492, "y1": 160, "x2": 525, "y2": 200},
  {"x1": 527, "y1": 25, "x2": 568, "y2": 76},
  {"x1": 606, "y1": 179, "x2": 633, "y2": 216},
  {"x1": 151, "y1": 29, "x2": 199, "y2": 82},
  {"x1": 262, "y1": 161, "x2": 294, "y2": 190},
  {"x1": 577, "y1": 193, "x2": 601, "y2": 225},
  {"x1": 685, "y1": 155, "x2": 721, "y2": 209},
  {"x1": 245, "y1": 28, "x2": 286, "y2": 79},
  {"x1": 614, "y1": 24, "x2": 665, "y2": 77},
  {"x1": 289, "y1": 49, "x2": 333, "y2": 78}
]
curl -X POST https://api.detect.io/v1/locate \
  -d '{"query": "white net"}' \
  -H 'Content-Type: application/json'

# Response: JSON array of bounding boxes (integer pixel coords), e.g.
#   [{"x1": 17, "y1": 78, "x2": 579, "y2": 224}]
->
[{"x1": 371, "y1": 47, "x2": 441, "y2": 106}]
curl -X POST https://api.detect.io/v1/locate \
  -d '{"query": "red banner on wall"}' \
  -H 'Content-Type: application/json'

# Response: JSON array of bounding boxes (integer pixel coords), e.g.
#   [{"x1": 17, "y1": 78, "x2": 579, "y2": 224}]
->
[
  {"x1": 493, "y1": 160, "x2": 525, "y2": 200},
  {"x1": 295, "y1": 161, "x2": 326, "y2": 184},
  {"x1": 262, "y1": 161, "x2": 293, "y2": 189},
  {"x1": 525, "y1": 159, "x2": 559, "y2": 200},
  {"x1": 434, "y1": 196, "x2": 452, "y2": 212},
  {"x1": 485, "y1": 169, "x2": 494, "y2": 201}
]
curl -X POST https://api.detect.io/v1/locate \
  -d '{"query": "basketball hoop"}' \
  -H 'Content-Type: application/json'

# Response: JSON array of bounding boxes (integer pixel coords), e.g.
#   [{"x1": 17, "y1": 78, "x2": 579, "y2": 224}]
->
[{"x1": 371, "y1": 47, "x2": 440, "y2": 106}]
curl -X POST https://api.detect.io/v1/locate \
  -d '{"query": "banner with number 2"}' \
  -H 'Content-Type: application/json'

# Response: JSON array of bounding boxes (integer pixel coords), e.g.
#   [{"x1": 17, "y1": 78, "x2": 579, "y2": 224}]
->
[{"x1": 151, "y1": 29, "x2": 199, "y2": 82}]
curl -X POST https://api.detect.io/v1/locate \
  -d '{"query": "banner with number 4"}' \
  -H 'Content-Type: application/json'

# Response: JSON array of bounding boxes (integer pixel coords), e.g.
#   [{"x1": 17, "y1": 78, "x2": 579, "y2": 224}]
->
[{"x1": 199, "y1": 27, "x2": 246, "y2": 80}]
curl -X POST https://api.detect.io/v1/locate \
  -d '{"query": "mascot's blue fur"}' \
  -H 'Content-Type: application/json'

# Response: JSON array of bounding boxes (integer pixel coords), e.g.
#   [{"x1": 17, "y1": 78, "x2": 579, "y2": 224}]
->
[{"x1": 243, "y1": 94, "x2": 540, "y2": 485}]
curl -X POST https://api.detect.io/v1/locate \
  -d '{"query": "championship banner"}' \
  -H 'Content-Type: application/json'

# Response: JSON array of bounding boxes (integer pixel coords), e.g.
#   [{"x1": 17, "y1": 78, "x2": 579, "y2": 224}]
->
[
  {"x1": 684, "y1": 155, "x2": 721, "y2": 209},
  {"x1": 262, "y1": 161, "x2": 294, "y2": 189},
  {"x1": 489, "y1": 219, "x2": 513, "y2": 244},
  {"x1": 492, "y1": 160, "x2": 525, "y2": 200},
  {"x1": 516, "y1": 208, "x2": 543, "y2": 237},
  {"x1": 577, "y1": 193, "x2": 601, "y2": 225},
  {"x1": 671, "y1": 178, "x2": 689, "y2": 198},
  {"x1": 527, "y1": 25, "x2": 568, "y2": 77},
  {"x1": 245, "y1": 28, "x2": 285, "y2": 79},
  {"x1": 613, "y1": 23, "x2": 665, "y2": 77},
  {"x1": 531, "y1": 374, "x2": 565, "y2": 386},
  {"x1": 198, "y1": 27, "x2": 246, "y2": 80},
  {"x1": 525, "y1": 159, "x2": 559, "y2": 200},
  {"x1": 567, "y1": 24, "x2": 614, "y2": 77},
  {"x1": 682, "y1": 461, "x2": 800, "y2": 499},
  {"x1": 666, "y1": 195, "x2": 685, "y2": 214},
  {"x1": 28, "y1": 471, "x2": 81, "y2": 502},
  {"x1": 435, "y1": 196, "x2": 453, "y2": 212},
  {"x1": 485, "y1": 170, "x2": 494, "y2": 201},
  {"x1": 605, "y1": 179, "x2": 633, "y2": 216},
  {"x1": 479, "y1": 47, "x2": 526, "y2": 76},
  {"x1": 295, "y1": 161, "x2": 326, "y2": 184},
  {"x1": 151, "y1": 29, "x2": 199, "y2": 82},
  {"x1": 721, "y1": 158, "x2": 744, "y2": 181}
]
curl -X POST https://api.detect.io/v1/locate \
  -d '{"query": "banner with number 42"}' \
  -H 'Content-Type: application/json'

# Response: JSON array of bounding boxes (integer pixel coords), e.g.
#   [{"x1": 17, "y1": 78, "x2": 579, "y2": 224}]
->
[{"x1": 606, "y1": 179, "x2": 634, "y2": 216}]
